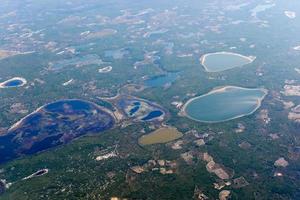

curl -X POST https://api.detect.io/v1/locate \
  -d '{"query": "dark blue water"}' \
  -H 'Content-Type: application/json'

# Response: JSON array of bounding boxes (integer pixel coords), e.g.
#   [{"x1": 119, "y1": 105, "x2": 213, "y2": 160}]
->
[
  {"x1": 141, "y1": 110, "x2": 163, "y2": 121},
  {"x1": 44, "y1": 99, "x2": 91, "y2": 113},
  {"x1": 35, "y1": 169, "x2": 48, "y2": 176},
  {"x1": 3, "y1": 79, "x2": 24, "y2": 87},
  {"x1": 23, "y1": 134, "x2": 64, "y2": 154},
  {"x1": 133, "y1": 102, "x2": 141, "y2": 106},
  {"x1": 129, "y1": 105, "x2": 140, "y2": 116},
  {"x1": 0, "y1": 99, "x2": 115, "y2": 164},
  {"x1": 129, "y1": 101, "x2": 141, "y2": 115}
]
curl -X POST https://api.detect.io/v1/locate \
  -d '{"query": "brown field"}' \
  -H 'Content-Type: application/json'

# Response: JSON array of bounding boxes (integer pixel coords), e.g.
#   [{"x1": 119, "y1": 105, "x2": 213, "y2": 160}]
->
[{"x1": 139, "y1": 127, "x2": 183, "y2": 145}]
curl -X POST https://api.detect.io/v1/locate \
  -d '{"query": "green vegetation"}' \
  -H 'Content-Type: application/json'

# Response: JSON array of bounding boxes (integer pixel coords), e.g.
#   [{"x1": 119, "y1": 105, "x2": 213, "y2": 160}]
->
[{"x1": 0, "y1": 0, "x2": 300, "y2": 199}]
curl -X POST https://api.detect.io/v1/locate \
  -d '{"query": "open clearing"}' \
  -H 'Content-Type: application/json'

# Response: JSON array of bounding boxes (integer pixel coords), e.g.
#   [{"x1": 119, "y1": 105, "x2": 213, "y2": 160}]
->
[{"x1": 139, "y1": 127, "x2": 183, "y2": 145}]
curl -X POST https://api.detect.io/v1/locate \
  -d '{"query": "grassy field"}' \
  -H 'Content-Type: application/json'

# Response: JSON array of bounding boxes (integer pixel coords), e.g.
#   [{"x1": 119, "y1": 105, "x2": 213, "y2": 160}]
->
[{"x1": 139, "y1": 127, "x2": 183, "y2": 145}]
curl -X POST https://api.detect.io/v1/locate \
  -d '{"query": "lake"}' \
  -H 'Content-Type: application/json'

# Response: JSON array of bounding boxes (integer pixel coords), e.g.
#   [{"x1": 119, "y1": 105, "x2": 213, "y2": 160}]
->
[
  {"x1": 183, "y1": 86, "x2": 267, "y2": 123},
  {"x1": 200, "y1": 52, "x2": 254, "y2": 72},
  {"x1": 0, "y1": 77, "x2": 27, "y2": 88},
  {"x1": 116, "y1": 96, "x2": 165, "y2": 122},
  {"x1": 0, "y1": 99, "x2": 115, "y2": 163}
]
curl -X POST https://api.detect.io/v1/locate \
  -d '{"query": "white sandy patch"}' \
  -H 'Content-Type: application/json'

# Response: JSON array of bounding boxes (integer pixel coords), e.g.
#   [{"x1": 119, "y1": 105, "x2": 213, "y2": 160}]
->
[
  {"x1": 99, "y1": 66, "x2": 112, "y2": 73},
  {"x1": 171, "y1": 101, "x2": 183, "y2": 109},
  {"x1": 171, "y1": 140, "x2": 184, "y2": 150},
  {"x1": 62, "y1": 79, "x2": 74, "y2": 86},
  {"x1": 292, "y1": 105, "x2": 300, "y2": 113},
  {"x1": 274, "y1": 157, "x2": 289, "y2": 167},
  {"x1": 250, "y1": 3, "x2": 276, "y2": 18},
  {"x1": 219, "y1": 190, "x2": 231, "y2": 200},
  {"x1": 284, "y1": 11, "x2": 296, "y2": 19},
  {"x1": 95, "y1": 151, "x2": 117, "y2": 161},
  {"x1": 0, "y1": 179, "x2": 12, "y2": 189},
  {"x1": 199, "y1": 152, "x2": 230, "y2": 180},
  {"x1": 283, "y1": 85, "x2": 300, "y2": 96},
  {"x1": 293, "y1": 46, "x2": 300, "y2": 51},
  {"x1": 22, "y1": 169, "x2": 49, "y2": 180},
  {"x1": 249, "y1": 44, "x2": 256, "y2": 48},
  {"x1": 282, "y1": 101, "x2": 295, "y2": 109},
  {"x1": 288, "y1": 112, "x2": 300, "y2": 123},
  {"x1": 194, "y1": 139, "x2": 205, "y2": 146},
  {"x1": 274, "y1": 172, "x2": 283, "y2": 177},
  {"x1": 80, "y1": 31, "x2": 90, "y2": 36}
]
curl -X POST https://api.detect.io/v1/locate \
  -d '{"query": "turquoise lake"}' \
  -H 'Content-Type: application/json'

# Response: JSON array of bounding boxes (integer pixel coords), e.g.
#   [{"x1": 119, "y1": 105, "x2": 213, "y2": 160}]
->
[
  {"x1": 184, "y1": 86, "x2": 267, "y2": 123},
  {"x1": 201, "y1": 52, "x2": 253, "y2": 72}
]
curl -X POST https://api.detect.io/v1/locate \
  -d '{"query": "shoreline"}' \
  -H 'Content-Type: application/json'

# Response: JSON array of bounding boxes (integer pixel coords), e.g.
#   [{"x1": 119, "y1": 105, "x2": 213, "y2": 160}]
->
[
  {"x1": 200, "y1": 51, "x2": 256, "y2": 73},
  {"x1": 99, "y1": 93, "x2": 168, "y2": 122},
  {"x1": 8, "y1": 99, "x2": 117, "y2": 133},
  {"x1": 180, "y1": 86, "x2": 268, "y2": 123},
  {"x1": 0, "y1": 77, "x2": 27, "y2": 88}
]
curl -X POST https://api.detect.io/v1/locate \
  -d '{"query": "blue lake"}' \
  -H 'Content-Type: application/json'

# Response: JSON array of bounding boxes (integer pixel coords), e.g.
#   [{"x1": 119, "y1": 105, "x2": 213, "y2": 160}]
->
[
  {"x1": 184, "y1": 86, "x2": 267, "y2": 123},
  {"x1": 116, "y1": 96, "x2": 164, "y2": 121},
  {"x1": 141, "y1": 110, "x2": 163, "y2": 121},
  {"x1": 129, "y1": 102, "x2": 141, "y2": 116},
  {"x1": 4, "y1": 80, "x2": 23, "y2": 87},
  {"x1": 201, "y1": 52, "x2": 253, "y2": 72},
  {"x1": 0, "y1": 99, "x2": 115, "y2": 163},
  {"x1": 0, "y1": 77, "x2": 26, "y2": 88}
]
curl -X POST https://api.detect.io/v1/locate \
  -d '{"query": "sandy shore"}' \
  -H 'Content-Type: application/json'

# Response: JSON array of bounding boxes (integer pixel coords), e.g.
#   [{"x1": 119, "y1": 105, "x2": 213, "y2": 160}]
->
[
  {"x1": 200, "y1": 51, "x2": 256, "y2": 72},
  {"x1": 0, "y1": 77, "x2": 27, "y2": 88}
]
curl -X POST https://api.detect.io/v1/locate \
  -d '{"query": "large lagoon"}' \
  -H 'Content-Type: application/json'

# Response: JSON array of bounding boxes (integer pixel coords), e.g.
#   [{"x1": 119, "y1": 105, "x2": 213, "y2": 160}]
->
[
  {"x1": 0, "y1": 99, "x2": 115, "y2": 163},
  {"x1": 183, "y1": 86, "x2": 267, "y2": 123},
  {"x1": 200, "y1": 52, "x2": 255, "y2": 72}
]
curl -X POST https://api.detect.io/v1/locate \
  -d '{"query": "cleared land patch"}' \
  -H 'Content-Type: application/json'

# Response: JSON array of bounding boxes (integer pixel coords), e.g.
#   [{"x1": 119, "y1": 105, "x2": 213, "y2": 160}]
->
[{"x1": 139, "y1": 127, "x2": 183, "y2": 145}]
